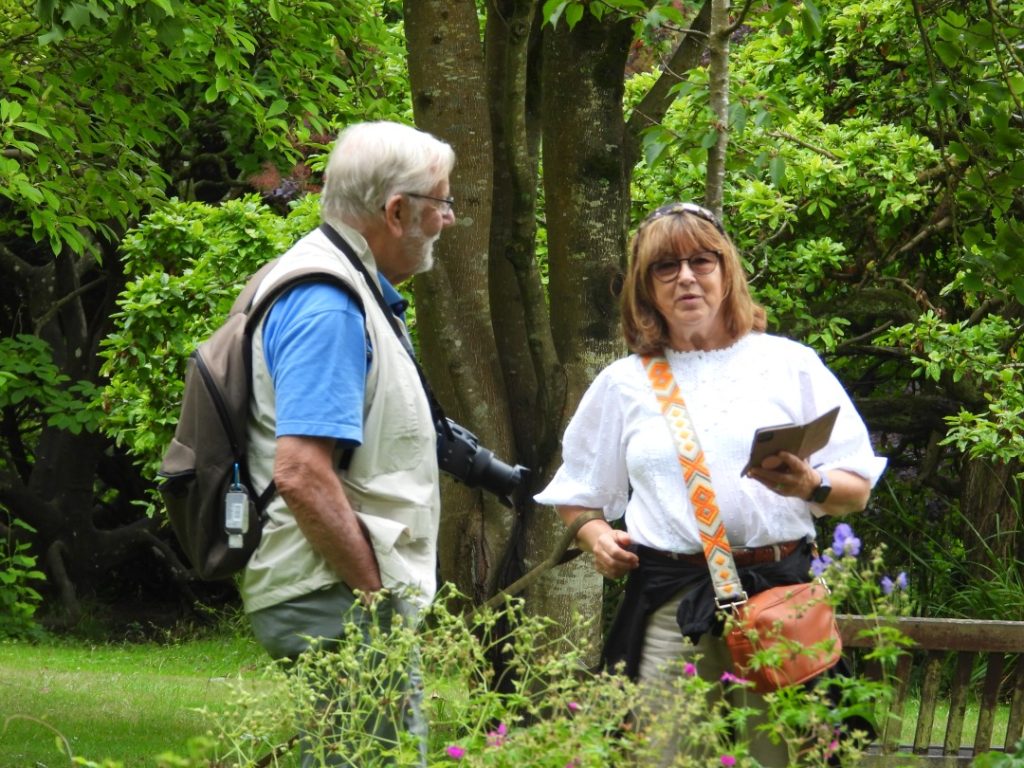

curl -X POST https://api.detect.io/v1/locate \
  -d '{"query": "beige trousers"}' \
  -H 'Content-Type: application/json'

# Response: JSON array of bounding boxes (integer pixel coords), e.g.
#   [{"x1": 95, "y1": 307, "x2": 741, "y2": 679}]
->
[{"x1": 636, "y1": 591, "x2": 791, "y2": 767}]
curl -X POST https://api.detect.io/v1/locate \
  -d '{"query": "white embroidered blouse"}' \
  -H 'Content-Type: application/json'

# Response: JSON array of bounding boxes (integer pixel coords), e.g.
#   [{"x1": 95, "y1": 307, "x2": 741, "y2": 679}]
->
[{"x1": 534, "y1": 333, "x2": 887, "y2": 553}]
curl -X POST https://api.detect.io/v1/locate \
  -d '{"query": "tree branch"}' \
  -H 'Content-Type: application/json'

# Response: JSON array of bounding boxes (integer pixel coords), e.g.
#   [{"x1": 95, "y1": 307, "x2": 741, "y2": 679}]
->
[
  {"x1": 624, "y1": 0, "x2": 711, "y2": 167},
  {"x1": 893, "y1": 215, "x2": 952, "y2": 256},
  {"x1": 32, "y1": 275, "x2": 108, "y2": 335},
  {"x1": 769, "y1": 130, "x2": 841, "y2": 161}
]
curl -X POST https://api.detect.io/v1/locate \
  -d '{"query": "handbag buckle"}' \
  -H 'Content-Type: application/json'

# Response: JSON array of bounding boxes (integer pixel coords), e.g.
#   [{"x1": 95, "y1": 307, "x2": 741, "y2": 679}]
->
[{"x1": 715, "y1": 591, "x2": 749, "y2": 612}]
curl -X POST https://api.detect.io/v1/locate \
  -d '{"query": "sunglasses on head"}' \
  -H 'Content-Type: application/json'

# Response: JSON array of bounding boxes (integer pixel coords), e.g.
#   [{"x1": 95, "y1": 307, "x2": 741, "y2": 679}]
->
[{"x1": 640, "y1": 202, "x2": 726, "y2": 235}]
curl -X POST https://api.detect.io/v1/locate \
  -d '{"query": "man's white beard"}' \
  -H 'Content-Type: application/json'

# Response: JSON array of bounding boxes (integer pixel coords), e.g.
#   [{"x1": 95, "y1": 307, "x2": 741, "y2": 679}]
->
[{"x1": 404, "y1": 222, "x2": 440, "y2": 274}]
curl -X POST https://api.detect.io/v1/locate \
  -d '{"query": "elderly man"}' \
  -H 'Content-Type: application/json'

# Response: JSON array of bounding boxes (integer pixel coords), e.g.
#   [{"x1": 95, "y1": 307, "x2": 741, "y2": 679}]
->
[{"x1": 240, "y1": 121, "x2": 456, "y2": 765}]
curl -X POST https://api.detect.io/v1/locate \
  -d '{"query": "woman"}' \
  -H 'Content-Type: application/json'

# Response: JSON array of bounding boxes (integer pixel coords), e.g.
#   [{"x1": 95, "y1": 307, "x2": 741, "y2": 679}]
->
[{"x1": 534, "y1": 202, "x2": 887, "y2": 765}]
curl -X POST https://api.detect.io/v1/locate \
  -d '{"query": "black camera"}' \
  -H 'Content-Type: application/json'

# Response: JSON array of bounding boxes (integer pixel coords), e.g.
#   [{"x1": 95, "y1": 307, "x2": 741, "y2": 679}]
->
[{"x1": 435, "y1": 418, "x2": 528, "y2": 507}]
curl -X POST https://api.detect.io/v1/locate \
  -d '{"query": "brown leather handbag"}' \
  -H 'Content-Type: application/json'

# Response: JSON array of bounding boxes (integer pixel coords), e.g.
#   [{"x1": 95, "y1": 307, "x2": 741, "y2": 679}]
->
[{"x1": 723, "y1": 580, "x2": 842, "y2": 694}]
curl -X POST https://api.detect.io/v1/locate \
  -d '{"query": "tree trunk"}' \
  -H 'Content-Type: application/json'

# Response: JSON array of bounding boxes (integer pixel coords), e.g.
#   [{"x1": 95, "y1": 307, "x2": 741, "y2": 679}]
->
[
  {"x1": 960, "y1": 458, "x2": 1021, "y2": 574},
  {"x1": 404, "y1": 0, "x2": 519, "y2": 603},
  {"x1": 705, "y1": 0, "x2": 731, "y2": 216},
  {"x1": 526, "y1": 10, "x2": 636, "y2": 640}
]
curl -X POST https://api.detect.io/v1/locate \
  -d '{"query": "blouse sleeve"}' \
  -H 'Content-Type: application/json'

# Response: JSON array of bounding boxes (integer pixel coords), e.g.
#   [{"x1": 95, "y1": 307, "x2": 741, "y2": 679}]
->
[
  {"x1": 798, "y1": 347, "x2": 887, "y2": 486},
  {"x1": 533, "y1": 366, "x2": 631, "y2": 520}
]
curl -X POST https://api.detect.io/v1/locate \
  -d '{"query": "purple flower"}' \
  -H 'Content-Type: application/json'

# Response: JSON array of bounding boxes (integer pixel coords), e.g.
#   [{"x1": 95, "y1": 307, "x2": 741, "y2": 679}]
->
[
  {"x1": 811, "y1": 553, "x2": 832, "y2": 577},
  {"x1": 683, "y1": 662, "x2": 697, "y2": 677},
  {"x1": 882, "y1": 571, "x2": 909, "y2": 595},
  {"x1": 446, "y1": 744, "x2": 466, "y2": 760},
  {"x1": 832, "y1": 523, "x2": 861, "y2": 557},
  {"x1": 568, "y1": 701, "x2": 581, "y2": 712},
  {"x1": 721, "y1": 755, "x2": 737, "y2": 766}
]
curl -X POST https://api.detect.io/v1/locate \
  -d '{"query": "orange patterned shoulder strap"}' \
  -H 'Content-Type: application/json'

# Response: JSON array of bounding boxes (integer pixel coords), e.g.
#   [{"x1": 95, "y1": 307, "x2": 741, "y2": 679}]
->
[{"x1": 642, "y1": 354, "x2": 747, "y2": 606}]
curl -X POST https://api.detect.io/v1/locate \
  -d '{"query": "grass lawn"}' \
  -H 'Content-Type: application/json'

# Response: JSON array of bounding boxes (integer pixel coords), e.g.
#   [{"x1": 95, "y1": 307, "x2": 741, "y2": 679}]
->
[{"x1": 0, "y1": 631, "x2": 290, "y2": 767}]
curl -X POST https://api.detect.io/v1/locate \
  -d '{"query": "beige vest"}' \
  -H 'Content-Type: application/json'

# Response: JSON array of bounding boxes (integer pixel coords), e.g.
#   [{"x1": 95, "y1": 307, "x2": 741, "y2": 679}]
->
[{"x1": 240, "y1": 224, "x2": 440, "y2": 613}]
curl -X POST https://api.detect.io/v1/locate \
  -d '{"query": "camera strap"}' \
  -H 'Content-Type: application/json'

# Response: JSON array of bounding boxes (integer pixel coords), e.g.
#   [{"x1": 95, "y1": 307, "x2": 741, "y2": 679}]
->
[{"x1": 318, "y1": 223, "x2": 452, "y2": 435}]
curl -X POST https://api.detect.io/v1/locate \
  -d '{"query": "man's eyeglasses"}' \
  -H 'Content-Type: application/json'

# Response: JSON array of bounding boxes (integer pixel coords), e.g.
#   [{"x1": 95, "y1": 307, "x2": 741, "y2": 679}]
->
[
  {"x1": 640, "y1": 201, "x2": 725, "y2": 235},
  {"x1": 404, "y1": 192, "x2": 455, "y2": 215},
  {"x1": 649, "y1": 251, "x2": 721, "y2": 282}
]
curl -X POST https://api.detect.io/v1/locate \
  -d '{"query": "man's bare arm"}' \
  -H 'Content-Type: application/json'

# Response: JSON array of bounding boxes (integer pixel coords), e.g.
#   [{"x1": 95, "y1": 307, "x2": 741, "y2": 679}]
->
[{"x1": 273, "y1": 435, "x2": 381, "y2": 594}]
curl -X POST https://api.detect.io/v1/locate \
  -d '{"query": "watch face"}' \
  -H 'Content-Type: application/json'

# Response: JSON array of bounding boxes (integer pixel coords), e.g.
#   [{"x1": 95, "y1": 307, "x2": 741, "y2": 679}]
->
[{"x1": 811, "y1": 474, "x2": 832, "y2": 503}]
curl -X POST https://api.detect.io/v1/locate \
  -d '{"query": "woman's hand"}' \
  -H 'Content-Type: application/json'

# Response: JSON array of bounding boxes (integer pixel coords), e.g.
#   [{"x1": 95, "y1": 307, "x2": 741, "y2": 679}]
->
[
  {"x1": 747, "y1": 451, "x2": 819, "y2": 499},
  {"x1": 557, "y1": 506, "x2": 639, "y2": 580},
  {"x1": 748, "y1": 452, "x2": 871, "y2": 515},
  {"x1": 591, "y1": 528, "x2": 639, "y2": 579}
]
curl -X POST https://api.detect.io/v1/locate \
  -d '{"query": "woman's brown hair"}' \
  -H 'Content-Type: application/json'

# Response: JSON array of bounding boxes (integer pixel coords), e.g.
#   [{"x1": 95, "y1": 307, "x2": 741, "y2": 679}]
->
[{"x1": 620, "y1": 203, "x2": 766, "y2": 354}]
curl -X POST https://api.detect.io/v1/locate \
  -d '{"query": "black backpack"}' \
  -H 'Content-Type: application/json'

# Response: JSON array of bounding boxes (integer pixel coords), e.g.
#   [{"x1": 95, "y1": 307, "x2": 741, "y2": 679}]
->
[{"x1": 158, "y1": 261, "x2": 362, "y2": 580}]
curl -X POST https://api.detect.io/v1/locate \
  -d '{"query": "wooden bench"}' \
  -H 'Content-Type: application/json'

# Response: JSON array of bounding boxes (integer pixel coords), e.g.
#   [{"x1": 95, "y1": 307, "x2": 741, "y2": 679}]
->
[{"x1": 838, "y1": 616, "x2": 1024, "y2": 766}]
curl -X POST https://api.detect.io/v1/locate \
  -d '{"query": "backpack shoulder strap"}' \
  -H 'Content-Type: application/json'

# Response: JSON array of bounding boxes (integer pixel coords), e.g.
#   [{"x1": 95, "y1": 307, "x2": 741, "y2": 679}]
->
[
  {"x1": 237, "y1": 265, "x2": 367, "y2": 513},
  {"x1": 242, "y1": 266, "x2": 367, "y2": 334}
]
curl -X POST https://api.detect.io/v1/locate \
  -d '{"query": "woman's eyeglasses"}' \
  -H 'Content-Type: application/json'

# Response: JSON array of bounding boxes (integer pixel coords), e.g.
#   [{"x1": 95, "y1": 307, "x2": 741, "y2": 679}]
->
[
  {"x1": 640, "y1": 201, "x2": 725, "y2": 235},
  {"x1": 649, "y1": 251, "x2": 721, "y2": 282}
]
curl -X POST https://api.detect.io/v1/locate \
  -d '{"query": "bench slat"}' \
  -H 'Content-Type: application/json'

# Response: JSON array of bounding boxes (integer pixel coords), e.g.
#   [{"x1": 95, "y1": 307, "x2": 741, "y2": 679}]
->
[
  {"x1": 882, "y1": 653, "x2": 914, "y2": 752},
  {"x1": 914, "y1": 651, "x2": 944, "y2": 754},
  {"x1": 974, "y1": 652, "x2": 1004, "y2": 754},
  {"x1": 942, "y1": 651, "x2": 972, "y2": 755},
  {"x1": 1006, "y1": 658, "x2": 1024, "y2": 749}
]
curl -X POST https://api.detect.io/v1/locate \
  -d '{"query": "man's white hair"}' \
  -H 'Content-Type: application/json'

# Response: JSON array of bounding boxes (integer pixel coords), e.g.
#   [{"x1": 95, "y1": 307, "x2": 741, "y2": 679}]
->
[{"x1": 320, "y1": 121, "x2": 455, "y2": 228}]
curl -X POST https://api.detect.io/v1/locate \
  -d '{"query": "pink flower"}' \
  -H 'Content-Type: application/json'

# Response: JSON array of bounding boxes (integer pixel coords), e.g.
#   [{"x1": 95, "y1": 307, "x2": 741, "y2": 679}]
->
[
  {"x1": 487, "y1": 722, "x2": 508, "y2": 747},
  {"x1": 720, "y1": 671, "x2": 749, "y2": 685},
  {"x1": 446, "y1": 745, "x2": 466, "y2": 760},
  {"x1": 721, "y1": 755, "x2": 737, "y2": 767},
  {"x1": 567, "y1": 701, "x2": 581, "y2": 712},
  {"x1": 683, "y1": 662, "x2": 697, "y2": 676}
]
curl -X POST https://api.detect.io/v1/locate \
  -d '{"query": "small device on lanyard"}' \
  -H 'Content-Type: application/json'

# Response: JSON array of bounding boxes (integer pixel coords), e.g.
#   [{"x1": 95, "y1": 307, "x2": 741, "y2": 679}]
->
[{"x1": 224, "y1": 463, "x2": 250, "y2": 549}]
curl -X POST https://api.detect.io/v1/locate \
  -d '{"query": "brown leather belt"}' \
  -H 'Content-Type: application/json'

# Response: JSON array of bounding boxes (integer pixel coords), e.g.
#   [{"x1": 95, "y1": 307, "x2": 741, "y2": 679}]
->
[{"x1": 636, "y1": 538, "x2": 803, "y2": 568}]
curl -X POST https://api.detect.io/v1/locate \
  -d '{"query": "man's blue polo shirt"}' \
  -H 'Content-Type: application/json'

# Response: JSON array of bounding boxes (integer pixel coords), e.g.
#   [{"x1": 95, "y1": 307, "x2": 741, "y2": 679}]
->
[{"x1": 262, "y1": 275, "x2": 408, "y2": 447}]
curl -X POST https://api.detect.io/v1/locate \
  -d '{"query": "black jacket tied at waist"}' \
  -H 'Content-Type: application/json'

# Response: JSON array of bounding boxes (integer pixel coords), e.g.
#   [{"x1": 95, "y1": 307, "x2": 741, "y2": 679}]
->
[{"x1": 601, "y1": 539, "x2": 814, "y2": 680}]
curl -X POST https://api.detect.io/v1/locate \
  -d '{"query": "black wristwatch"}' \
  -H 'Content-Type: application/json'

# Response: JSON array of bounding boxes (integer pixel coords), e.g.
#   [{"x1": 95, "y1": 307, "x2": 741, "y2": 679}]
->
[{"x1": 807, "y1": 470, "x2": 832, "y2": 504}]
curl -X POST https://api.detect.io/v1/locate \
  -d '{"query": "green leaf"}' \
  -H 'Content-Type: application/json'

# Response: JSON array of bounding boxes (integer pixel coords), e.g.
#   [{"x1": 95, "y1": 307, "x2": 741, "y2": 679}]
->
[
  {"x1": 564, "y1": 2, "x2": 584, "y2": 29},
  {"x1": 799, "y1": 0, "x2": 822, "y2": 40},
  {"x1": 61, "y1": 3, "x2": 92, "y2": 30},
  {"x1": 0, "y1": 99, "x2": 23, "y2": 121},
  {"x1": 767, "y1": 0, "x2": 794, "y2": 24},
  {"x1": 266, "y1": 99, "x2": 287, "y2": 118},
  {"x1": 149, "y1": 0, "x2": 175, "y2": 16},
  {"x1": 542, "y1": 0, "x2": 569, "y2": 28},
  {"x1": 934, "y1": 40, "x2": 962, "y2": 68}
]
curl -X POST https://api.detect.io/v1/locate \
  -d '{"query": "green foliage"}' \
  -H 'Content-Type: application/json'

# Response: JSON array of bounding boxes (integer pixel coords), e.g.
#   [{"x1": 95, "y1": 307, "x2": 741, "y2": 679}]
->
[
  {"x1": 111, "y1": 579, "x2": 907, "y2": 767},
  {"x1": 879, "y1": 312, "x2": 1024, "y2": 467},
  {"x1": 99, "y1": 195, "x2": 320, "y2": 488},
  {"x1": 0, "y1": 335, "x2": 102, "y2": 437},
  {"x1": 1, "y1": 0, "x2": 409, "y2": 258},
  {"x1": 976, "y1": 739, "x2": 1024, "y2": 768},
  {"x1": 0, "y1": 518, "x2": 45, "y2": 640}
]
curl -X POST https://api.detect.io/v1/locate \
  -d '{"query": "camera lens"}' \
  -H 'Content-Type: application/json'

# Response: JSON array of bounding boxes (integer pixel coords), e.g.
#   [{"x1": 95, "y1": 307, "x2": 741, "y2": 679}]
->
[{"x1": 435, "y1": 418, "x2": 528, "y2": 506}]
